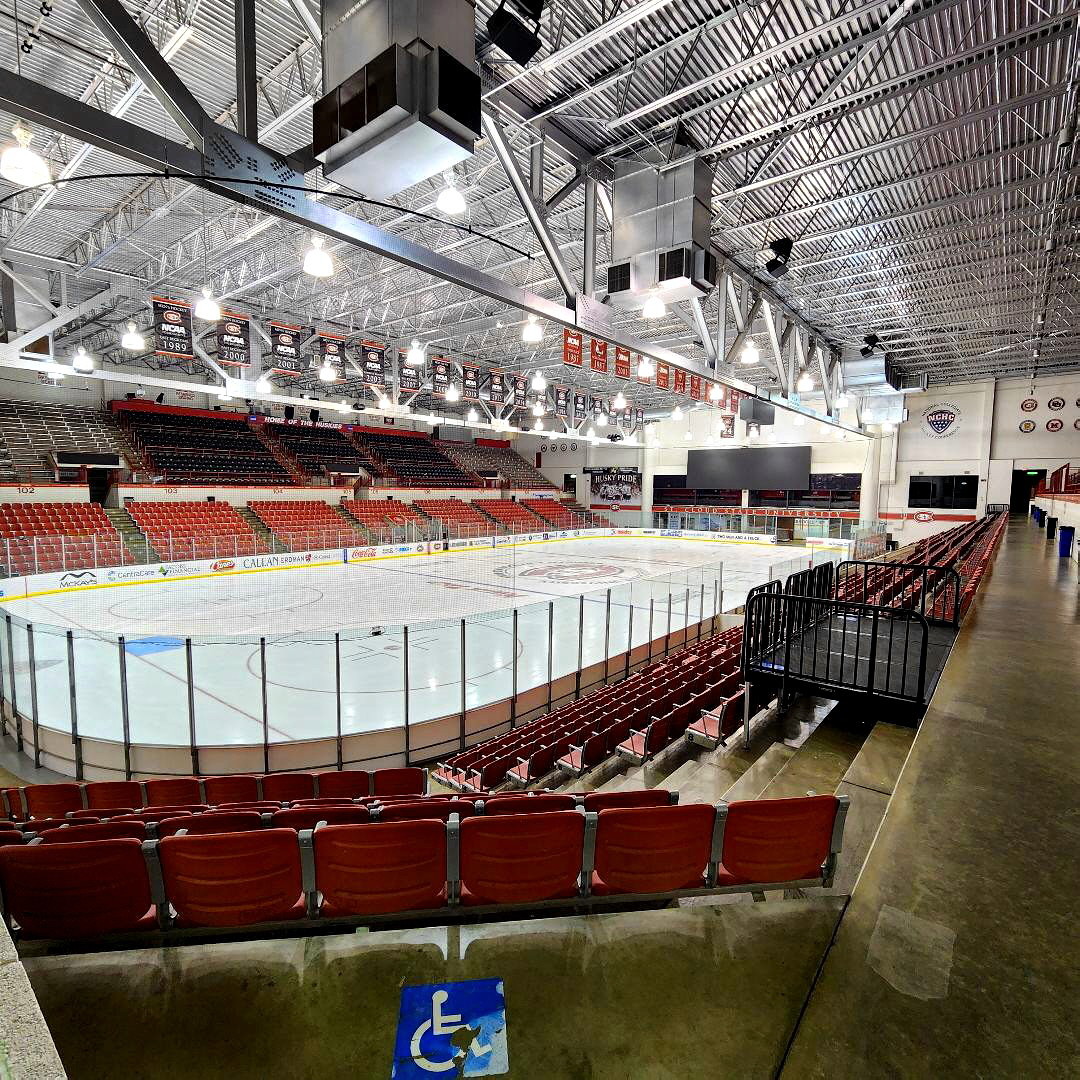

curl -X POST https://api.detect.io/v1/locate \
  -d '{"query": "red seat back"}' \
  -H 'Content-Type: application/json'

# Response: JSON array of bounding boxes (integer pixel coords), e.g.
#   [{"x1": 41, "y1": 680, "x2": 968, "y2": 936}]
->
[
  {"x1": 24, "y1": 783, "x2": 83, "y2": 818},
  {"x1": 270, "y1": 806, "x2": 371, "y2": 831},
  {"x1": 459, "y1": 812, "x2": 584, "y2": 904},
  {"x1": 29, "y1": 817, "x2": 100, "y2": 833},
  {"x1": 143, "y1": 778, "x2": 202, "y2": 807},
  {"x1": 315, "y1": 821, "x2": 446, "y2": 916},
  {"x1": 159, "y1": 829, "x2": 303, "y2": 927},
  {"x1": 593, "y1": 804, "x2": 714, "y2": 894},
  {"x1": 370, "y1": 767, "x2": 425, "y2": 797},
  {"x1": 377, "y1": 800, "x2": 475, "y2": 823},
  {"x1": 84, "y1": 781, "x2": 143, "y2": 810},
  {"x1": 0, "y1": 830, "x2": 24, "y2": 848},
  {"x1": 39, "y1": 821, "x2": 147, "y2": 844},
  {"x1": 583, "y1": 789, "x2": 672, "y2": 812},
  {"x1": 315, "y1": 770, "x2": 370, "y2": 799},
  {"x1": 0, "y1": 839, "x2": 152, "y2": 938},
  {"x1": 260, "y1": 772, "x2": 316, "y2": 802},
  {"x1": 202, "y1": 775, "x2": 260, "y2": 805},
  {"x1": 721, "y1": 796, "x2": 838, "y2": 883},
  {"x1": 157, "y1": 811, "x2": 264, "y2": 838},
  {"x1": 483, "y1": 794, "x2": 577, "y2": 816}
]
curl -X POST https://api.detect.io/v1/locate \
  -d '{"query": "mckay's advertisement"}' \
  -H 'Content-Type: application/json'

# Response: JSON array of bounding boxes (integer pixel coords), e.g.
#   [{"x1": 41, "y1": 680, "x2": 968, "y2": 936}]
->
[{"x1": 587, "y1": 466, "x2": 642, "y2": 511}]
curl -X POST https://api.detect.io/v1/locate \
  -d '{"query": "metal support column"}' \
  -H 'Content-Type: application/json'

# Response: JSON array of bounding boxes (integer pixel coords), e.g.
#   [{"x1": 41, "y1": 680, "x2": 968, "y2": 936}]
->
[
  {"x1": 510, "y1": 608, "x2": 519, "y2": 727},
  {"x1": 4, "y1": 614, "x2": 18, "y2": 751},
  {"x1": 185, "y1": 637, "x2": 199, "y2": 775},
  {"x1": 234, "y1": 0, "x2": 258, "y2": 139},
  {"x1": 459, "y1": 619, "x2": 467, "y2": 752},
  {"x1": 67, "y1": 630, "x2": 83, "y2": 780},
  {"x1": 118, "y1": 635, "x2": 132, "y2": 780},
  {"x1": 260, "y1": 637, "x2": 269, "y2": 774},
  {"x1": 334, "y1": 632, "x2": 343, "y2": 769},
  {"x1": 583, "y1": 175, "x2": 597, "y2": 297},
  {"x1": 403, "y1": 624, "x2": 411, "y2": 764},
  {"x1": 27, "y1": 624, "x2": 40, "y2": 769}
]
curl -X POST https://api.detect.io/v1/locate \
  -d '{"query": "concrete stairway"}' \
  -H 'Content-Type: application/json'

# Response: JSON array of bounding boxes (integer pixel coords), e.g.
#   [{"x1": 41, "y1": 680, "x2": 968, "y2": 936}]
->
[
  {"x1": 249, "y1": 422, "x2": 306, "y2": 483},
  {"x1": 104, "y1": 507, "x2": 157, "y2": 562},
  {"x1": 236, "y1": 507, "x2": 288, "y2": 552}
]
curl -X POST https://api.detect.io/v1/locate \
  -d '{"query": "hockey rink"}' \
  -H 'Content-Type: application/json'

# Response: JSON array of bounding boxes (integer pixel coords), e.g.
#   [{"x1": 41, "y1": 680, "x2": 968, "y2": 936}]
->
[{"x1": 1, "y1": 536, "x2": 811, "y2": 748}]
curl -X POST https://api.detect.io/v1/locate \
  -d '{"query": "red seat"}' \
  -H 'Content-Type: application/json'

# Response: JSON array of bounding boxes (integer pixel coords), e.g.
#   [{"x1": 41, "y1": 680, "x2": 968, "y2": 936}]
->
[
  {"x1": 459, "y1": 812, "x2": 584, "y2": 905},
  {"x1": 260, "y1": 772, "x2": 316, "y2": 802},
  {"x1": 84, "y1": 781, "x2": 143, "y2": 810},
  {"x1": 157, "y1": 812, "x2": 264, "y2": 838},
  {"x1": 159, "y1": 829, "x2": 304, "y2": 927},
  {"x1": 28, "y1": 817, "x2": 101, "y2": 833},
  {"x1": 483, "y1": 794, "x2": 577, "y2": 816},
  {"x1": 315, "y1": 770, "x2": 370, "y2": 799},
  {"x1": 143, "y1": 778, "x2": 202, "y2": 807},
  {"x1": 38, "y1": 821, "x2": 147, "y2": 844},
  {"x1": 591, "y1": 804, "x2": 715, "y2": 896},
  {"x1": 67, "y1": 806, "x2": 133, "y2": 820},
  {"x1": 717, "y1": 796, "x2": 840, "y2": 885},
  {"x1": 0, "y1": 839, "x2": 154, "y2": 938},
  {"x1": 377, "y1": 800, "x2": 476, "y2": 822},
  {"x1": 202, "y1": 775, "x2": 260, "y2": 805},
  {"x1": 24, "y1": 783, "x2": 83, "y2": 818},
  {"x1": 582, "y1": 789, "x2": 674, "y2": 812},
  {"x1": 370, "y1": 768, "x2": 426, "y2": 797},
  {"x1": 315, "y1": 821, "x2": 446, "y2": 917},
  {"x1": 270, "y1": 806, "x2": 371, "y2": 831},
  {"x1": 0, "y1": 830, "x2": 24, "y2": 848}
]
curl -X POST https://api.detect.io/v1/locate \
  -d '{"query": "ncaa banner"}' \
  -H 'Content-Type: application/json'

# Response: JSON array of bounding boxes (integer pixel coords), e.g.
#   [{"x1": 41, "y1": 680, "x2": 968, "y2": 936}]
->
[
  {"x1": 563, "y1": 328, "x2": 583, "y2": 366},
  {"x1": 573, "y1": 390, "x2": 588, "y2": 422},
  {"x1": 462, "y1": 365, "x2": 480, "y2": 400},
  {"x1": 360, "y1": 342, "x2": 387, "y2": 386},
  {"x1": 432, "y1": 357, "x2": 451, "y2": 395},
  {"x1": 315, "y1": 332, "x2": 344, "y2": 380},
  {"x1": 513, "y1": 375, "x2": 528, "y2": 408},
  {"x1": 656, "y1": 361, "x2": 670, "y2": 390},
  {"x1": 217, "y1": 312, "x2": 251, "y2": 367},
  {"x1": 635, "y1": 407, "x2": 644, "y2": 429},
  {"x1": 554, "y1": 386, "x2": 570, "y2": 417},
  {"x1": 590, "y1": 395, "x2": 604, "y2": 417},
  {"x1": 673, "y1": 367, "x2": 687, "y2": 395},
  {"x1": 268, "y1": 320, "x2": 305, "y2": 375},
  {"x1": 622, "y1": 405, "x2": 633, "y2": 429},
  {"x1": 614, "y1": 346, "x2": 632, "y2": 379},
  {"x1": 153, "y1": 296, "x2": 194, "y2": 359},
  {"x1": 689, "y1": 374, "x2": 702, "y2": 401},
  {"x1": 589, "y1": 338, "x2": 608, "y2": 373},
  {"x1": 488, "y1": 371, "x2": 506, "y2": 405},
  {"x1": 398, "y1": 350, "x2": 421, "y2": 393}
]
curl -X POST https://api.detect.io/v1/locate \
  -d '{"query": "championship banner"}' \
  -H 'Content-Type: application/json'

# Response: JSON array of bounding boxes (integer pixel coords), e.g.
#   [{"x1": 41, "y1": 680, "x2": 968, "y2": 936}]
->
[
  {"x1": 554, "y1": 386, "x2": 570, "y2": 417},
  {"x1": 728, "y1": 388, "x2": 743, "y2": 412},
  {"x1": 635, "y1": 408, "x2": 644, "y2": 428},
  {"x1": 614, "y1": 346, "x2": 632, "y2": 379},
  {"x1": 398, "y1": 351, "x2": 421, "y2": 393},
  {"x1": 574, "y1": 391, "x2": 588, "y2": 423},
  {"x1": 587, "y1": 466, "x2": 642, "y2": 512},
  {"x1": 513, "y1": 375, "x2": 528, "y2": 408},
  {"x1": 563, "y1": 328, "x2": 583, "y2": 366},
  {"x1": 488, "y1": 371, "x2": 506, "y2": 406},
  {"x1": 432, "y1": 357, "x2": 451, "y2": 396},
  {"x1": 153, "y1": 296, "x2": 194, "y2": 359},
  {"x1": 360, "y1": 342, "x2": 387, "y2": 386},
  {"x1": 720, "y1": 414, "x2": 736, "y2": 438},
  {"x1": 589, "y1": 338, "x2": 608, "y2": 373},
  {"x1": 462, "y1": 365, "x2": 480, "y2": 400},
  {"x1": 656, "y1": 361, "x2": 670, "y2": 390},
  {"x1": 316, "y1": 332, "x2": 345, "y2": 365},
  {"x1": 673, "y1": 367, "x2": 687, "y2": 395},
  {"x1": 217, "y1": 312, "x2": 251, "y2": 367},
  {"x1": 689, "y1": 374, "x2": 702, "y2": 401},
  {"x1": 268, "y1": 320, "x2": 305, "y2": 376},
  {"x1": 622, "y1": 406, "x2": 633, "y2": 429},
  {"x1": 590, "y1": 395, "x2": 604, "y2": 417}
]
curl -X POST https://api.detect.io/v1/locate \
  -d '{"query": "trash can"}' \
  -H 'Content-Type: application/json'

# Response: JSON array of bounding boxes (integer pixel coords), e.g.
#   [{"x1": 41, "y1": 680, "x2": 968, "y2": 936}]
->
[
  {"x1": 1035, "y1": 508, "x2": 1045, "y2": 527},
  {"x1": 1047, "y1": 516, "x2": 1058, "y2": 538},
  {"x1": 1059, "y1": 526, "x2": 1074, "y2": 558}
]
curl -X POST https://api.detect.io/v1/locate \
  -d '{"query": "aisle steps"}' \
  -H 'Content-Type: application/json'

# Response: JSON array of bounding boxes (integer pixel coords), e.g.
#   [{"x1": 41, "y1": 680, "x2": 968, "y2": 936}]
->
[
  {"x1": 236, "y1": 507, "x2": 288, "y2": 552},
  {"x1": 104, "y1": 507, "x2": 156, "y2": 563}
]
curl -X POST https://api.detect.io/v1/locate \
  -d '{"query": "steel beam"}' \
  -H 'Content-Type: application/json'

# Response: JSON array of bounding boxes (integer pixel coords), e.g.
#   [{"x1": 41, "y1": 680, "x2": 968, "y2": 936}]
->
[
  {"x1": 234, "y1": 0, "x2": 259, "y2": 140},
  {"x1": 687, "y1": 298, "x2": 717, "y2": 365},
  {"x1": 2, "y1": 288, "x2": 117, "y2": 355},
  {"x1": 546, "y1": 170, "x2": 585, "y2": 213},
  {"x1": 285, "y1": 0, "x2": 321, "y2": 45},
  {"x1": 583, "y1": 176, "x2": 597, "y2": 298}
]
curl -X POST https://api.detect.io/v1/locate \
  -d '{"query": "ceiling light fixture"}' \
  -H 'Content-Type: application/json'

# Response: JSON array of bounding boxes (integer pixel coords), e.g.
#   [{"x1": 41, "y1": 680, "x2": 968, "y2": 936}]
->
[
  {"x1": 860, "y1": 333, "x2": 881, "y2": 357},
  {"x1": 522, "y1": 314, "x2": 543, "y2": 343},
  {"x1": 684, "y1": 428, "x2": 693, "y2": 441},
  {"x1": 531, "y1": 400, "x2": 545, "y2": 417},
  {"x1": 747, "y1": 423, "x2": 759, "y2": 440},
  {"x1": 612, "y1": 390, "x2": 627, "y2": 410},
  {"x1": 445, "y1": 383, "x2": 461, "y2": 403},
  {"x1": 405, "y1": 340, "x2": 425, "y2": 366},
  {"x1": 194, "y1": 286, "x2": 221, "y2": 322},
  {"x1": 792, "y1": 414, "x2": 805, "y2": 427},
  {"x1": 880, "y1": 420, "x2": 896, "y2": 434},
  {"x1": 835, "y1": 391, "x2": 850, "y2": 409},
  {"x1": 637, "y1": 356, "x2": 655, "y2": 378},
  {"x1": 71, "y1": 345, "x2": 94, "y2": 373},
  {"x1": 318, "y1": 360, "x2": 337, "y2": 382},
  {"x1": 739, "y1": 339, "x2": 759, "y2": 365},
  {"x1": 467, "y1": 407, "x2": 479, "y2": 422},
  {"x1": 302, "y1": 233, "x2": 334, "y2": 278},
  {"x1": 642, "y1": 290, "x2": 666, "y2": 320},
  {"x1": 436, "y1": 173, "x2": 466, "y2": 216},
  {"x1": 533, "y1": 418, "x2": 543, "y2": 431},
  {"x1": 255, "y1": 375, "x2": 272, "y2": 394},
  {"x1": 597, "y1": 412, "x2": 608, "y2": 428},
  {"x1": 120, "y1": 322, "x2": 145, "y2": 351},
  {"x1": 0, "y1": 121, "x2": 51, "y2": 188},
  {"x1": 708, "y1": 383, "x2": 722, "y2": 402},
  {"x1": 671, "y1": 405, "x2": 683, "y2": 421},
  {"x1": 530, "y1": 370, "x2": 547, "y2": 392},
  {"x1": 765, "y1": 236, "x2": 793, "y2": 278},
  {"x1": 796, "y1": 371, "x2": 814, "y2": 393}
]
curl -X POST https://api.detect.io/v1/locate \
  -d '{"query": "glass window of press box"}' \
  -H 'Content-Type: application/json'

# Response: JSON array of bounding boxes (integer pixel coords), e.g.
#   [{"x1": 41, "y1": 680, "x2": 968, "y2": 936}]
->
[{"x1": 908, "y1": 475, "x2": 979, "y2": 510}]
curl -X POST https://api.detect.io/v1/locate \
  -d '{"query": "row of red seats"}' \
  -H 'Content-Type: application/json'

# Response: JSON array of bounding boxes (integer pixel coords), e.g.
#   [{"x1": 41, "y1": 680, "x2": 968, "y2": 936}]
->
[
  {"x1": 523, "y1": 498, "x2": 578, "y2": 527},
  {"x1": 2, "y1": 767, "x2": 425, "y2": 821},
  {"x1": 0, "y1": 793, "x2": 849, "y2": 941},
  {"x1": 478, "y1": 500, "x2": 546, "y2": 533}
]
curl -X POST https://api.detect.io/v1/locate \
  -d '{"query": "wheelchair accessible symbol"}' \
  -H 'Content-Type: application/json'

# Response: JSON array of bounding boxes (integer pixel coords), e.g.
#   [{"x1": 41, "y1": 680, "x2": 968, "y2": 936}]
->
[{"x1": 392, "y1": 978, "x2": 508, "y2": 1078}]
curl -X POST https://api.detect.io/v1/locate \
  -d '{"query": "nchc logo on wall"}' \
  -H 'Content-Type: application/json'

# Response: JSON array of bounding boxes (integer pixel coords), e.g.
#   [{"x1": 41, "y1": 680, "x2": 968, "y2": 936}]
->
[{"x1": 921, "y1": 401, "x2": 961, "y2": 438}]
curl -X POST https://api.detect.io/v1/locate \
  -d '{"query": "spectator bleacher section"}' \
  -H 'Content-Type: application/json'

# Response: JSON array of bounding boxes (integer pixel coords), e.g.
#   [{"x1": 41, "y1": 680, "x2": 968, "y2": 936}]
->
[
  {"x1": 341, "y1": 498, "x2": 429, "y2": 538},
  {"x1": 0, "y1": 502, "x2": 131, "y2": 573},
  {"x1": 523, "y1": 498, "x2": 580, "y2": 527},
  {"x1": 476, "y1": 500, "x2": 545, "y2": 533},
  {"x1": 116, "y1": 404, "x2": 289, "y2": 484},
  {"x1": 439, "y1": 441, "x2": 554, "y2": 489},
  {"x1": 264, "y1": 424, "x2": 370, "y2": 480},
  {"x1": 126, "y1": 501, "x2": 266, "y2": 559},
  {"x1": 414, "y1": 499, "x2": 492, "y2": 533},
  {"x1": 0, "y1": 399, "x2": 124, "y2": 481},
  {"x1": 356, "y1": 430, "x2": 479, "y2": 487},
  {"x1": 249, "y1": 500, "x2": 360, "y2": 550}
]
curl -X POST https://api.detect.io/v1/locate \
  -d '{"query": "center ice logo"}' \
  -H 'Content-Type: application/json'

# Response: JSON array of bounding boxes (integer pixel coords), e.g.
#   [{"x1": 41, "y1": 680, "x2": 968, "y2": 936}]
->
[{"x1": 493, "y1": 561, "x2": 625, "y2": 583}]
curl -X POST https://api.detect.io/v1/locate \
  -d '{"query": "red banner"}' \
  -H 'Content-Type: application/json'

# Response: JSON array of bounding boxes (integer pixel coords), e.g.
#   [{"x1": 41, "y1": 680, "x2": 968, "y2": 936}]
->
[
  {"x1": 673, "y1": 368, "x2": 687, "y2": 395},
  {"x1": 689, "y1": 374, "x2": 702, "y2": 401},
  {"x1": 614, "y1": 346, "x2": 632, "y2": 379},
  {"x1": 656, "y1": 362, "x2": 670, "y2": 390},
  {"x1": 590, "y1": 338, "x2": 608, "y2": 373},
  {"x1": 563, "y1": 328, "x2": 583, "y2": 366}
]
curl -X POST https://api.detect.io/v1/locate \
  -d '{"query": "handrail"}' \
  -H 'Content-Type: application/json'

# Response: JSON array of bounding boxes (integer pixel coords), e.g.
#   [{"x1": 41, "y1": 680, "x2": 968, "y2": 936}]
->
[{"x1": 835, "y1": 559, "x2": 962, "y2": 627}]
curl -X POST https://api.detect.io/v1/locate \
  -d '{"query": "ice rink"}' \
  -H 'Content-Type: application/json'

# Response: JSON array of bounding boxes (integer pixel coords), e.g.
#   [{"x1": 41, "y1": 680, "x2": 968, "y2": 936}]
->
[{"x1": 0, "y1": 537, "x2": 806, "y2": 749}]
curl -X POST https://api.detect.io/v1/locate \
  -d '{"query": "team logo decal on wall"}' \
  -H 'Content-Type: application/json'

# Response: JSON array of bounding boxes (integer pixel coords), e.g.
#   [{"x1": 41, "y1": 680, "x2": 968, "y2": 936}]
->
[
  {"x1": 913, "y1": 511, "x2": 934, "y2": 522},
  {"x1": 1019, "y1": 420, "x2": 1036, "y2": 433},
  {"x1": 1047, "y1": 396, "x2": 1065, "y2": 411},
  {"x1": 1074, "y1": 418, "x2": 1080, "y2": 430},
  {"x1": 921, "y1": 402, "x2": 960, "y2": 437},
  {"x1": 1046, "y1": 419, "x2": 1064, "y2": 432},
  {"x1": 1020, "y1": 398, "x2": 1038, "y2": 412}
]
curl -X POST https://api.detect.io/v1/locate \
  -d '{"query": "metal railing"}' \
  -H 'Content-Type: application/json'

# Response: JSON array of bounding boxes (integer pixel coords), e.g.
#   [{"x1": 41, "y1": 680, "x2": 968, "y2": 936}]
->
[{"x1": 835, "y1": 560, "x2": 962, "y2": 627}]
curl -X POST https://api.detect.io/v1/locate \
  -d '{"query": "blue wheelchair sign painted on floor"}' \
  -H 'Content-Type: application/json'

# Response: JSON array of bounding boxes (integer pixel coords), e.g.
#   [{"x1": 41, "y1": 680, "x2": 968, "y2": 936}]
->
[{"x1": 392, "y1": 978, "x2": 508, "y2": 1078}]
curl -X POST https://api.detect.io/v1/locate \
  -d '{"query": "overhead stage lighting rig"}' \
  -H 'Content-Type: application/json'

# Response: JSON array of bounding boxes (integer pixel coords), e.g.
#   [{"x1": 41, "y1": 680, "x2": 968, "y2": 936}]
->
[
  {"x1": 860, "y1": 333, "x2": 882, "y2": 357},
  {"x1": 764, "y1": 237, "x2": 793, "y2": 278}
]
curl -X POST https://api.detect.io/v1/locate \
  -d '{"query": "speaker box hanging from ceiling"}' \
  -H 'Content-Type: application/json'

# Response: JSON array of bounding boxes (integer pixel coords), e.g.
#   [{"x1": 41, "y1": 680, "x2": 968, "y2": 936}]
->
[{"x1": 486, "y1": 1, "x2": 543, "y2": 66}]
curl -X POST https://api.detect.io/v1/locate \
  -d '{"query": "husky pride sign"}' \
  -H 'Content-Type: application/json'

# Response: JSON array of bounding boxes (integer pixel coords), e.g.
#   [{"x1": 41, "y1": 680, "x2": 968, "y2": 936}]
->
[{"x1": 921, "y1": 400, "x2": 961, "y2": 438}]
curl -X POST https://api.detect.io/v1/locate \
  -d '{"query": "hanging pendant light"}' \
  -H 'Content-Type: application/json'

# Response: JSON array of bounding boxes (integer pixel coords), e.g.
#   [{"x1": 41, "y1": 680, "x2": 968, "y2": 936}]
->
[
  {"x1": 522, "y1": 314, "x2": 543, "y2": 343},
  {"x1": 739, "y1": 339, "x2": 760, "y2": 365},
  {"x1": 533, "y1": 418, "x2": 544, "y2": 431},
  {"x1": 71, "y1": 345, "x2": 94, "y2": 373},
  {"x1": 792, "y1": 413, "x2": 805, "y2": 427},
  {"x1": 255, "y1": 375, "x2": 272, "y2": 393},
  {"x1": 642, "y1": 290, "x2": 666, "y2": 320},
  {"x1": 684, "y1": 428, "x2": 693, "y2": 441},
  {"x1": 436, "y1": 173, "x2": 466, "y2": 216},
  {"x1": 597, "y1": 412, "x2": 607, "y2": 428},
  {"x1": 467, "y1": 407, "x2": 479, "y2": 423},
  {"x1": 0, "y1": 121, "x2": 50, "y2": 188},
  {"x1": 120, "y1": 322, "x2": 145, "y2": 351},
  {"x1": 302, "y1": 233, "x2": 334, "y2": 278},
  {"x1": 796, "y1": 370, "x2": 814, "y2": 393},
  {"x1": 405, "y1": 340, "x2": 425, "y2": 366},
  {"x1": 636, "y1": 356, "x2": 655, "y2": 379},
  {"x1": 530, "y1": 369, "x2": 547, "y2": 392},
  {"x1": 318, "y1": 360, "x2": 337, "y2": 382},
  {"x1": 194, "y1": 286, "x2": 221, "y2": 322},
  {"x1": 671, "y1": 405, "x2": 683, "y2": 422},
  {"x1": 531, "y1": 400, "x2": 545, "y2": 417},
  {"x1": 708, "y1": 383, "x2": 722, "y2": 402},
  {"x1": 612, "y1": 390, "x2": 627, "y2": 410},
  {"x1": 835, "y1": 391, "x2": 850, "y2": 409},
  {"x1": 338, "y1": 398, "x2": 350, "y2": 413},
  {"x1": 747, "y1": 423, "x2": 759, "y2": 440},
  {"x1": 445, "y1": 383, "x2": 461, "y2": 403},
  {"x1": 880, "y1": 421, "x2": 896, "y2": 434}
]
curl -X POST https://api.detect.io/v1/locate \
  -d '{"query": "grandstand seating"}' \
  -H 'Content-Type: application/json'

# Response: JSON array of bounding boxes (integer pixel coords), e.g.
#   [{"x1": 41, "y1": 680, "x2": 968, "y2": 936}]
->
[
  {"x1": 265, "y1": 425, "x2": 370, "y2": 479},
  {"x1": 341, "y1": 499, "x2": 429, "y2": 538},
  {"x1": 249, "y1": 500, "x2": 360, "y2": 550},
  {"x1": 438, "y1": 441, "x2": 554, "y2": 489},
  {"x1": 0, "y1": 792, "x2": 848, "y2": 940},
  {"x1": 356, "y1": 431, "x2": 479, "y2": 487},
  {"x1": 126, "y1": 501, "x2": 266, "y2": 559},
  {"x1": 0, "y1": 399, "x2": 124, "y2": 481},
  {"x1": 119, "y1": 407, "x2": 289, "y2": 483},
  {"x1": 523, "y1": 498, "x2": 580, "y2": 527},
  {"x1": 414, "y1": 499, "x2": 492, "y2": 533},
  {"x1": 0, "y1": 502, "x2": 132, "y2": 573},
  {"x1": 475, "y1": 500, "x2": 546, "y2": 533}
]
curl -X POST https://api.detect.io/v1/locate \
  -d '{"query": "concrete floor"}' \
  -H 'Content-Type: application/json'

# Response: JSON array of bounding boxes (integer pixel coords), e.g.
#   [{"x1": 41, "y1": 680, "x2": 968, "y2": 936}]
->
[{"x1": 781, "y1": 518, "x2": 1080, "y2": 1078}]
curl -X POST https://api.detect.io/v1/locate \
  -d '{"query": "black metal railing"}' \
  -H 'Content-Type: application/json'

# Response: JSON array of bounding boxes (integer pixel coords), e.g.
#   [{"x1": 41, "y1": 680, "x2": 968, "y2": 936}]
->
[{"x1": 835, "y1": 560, "x2": 961, "y2": 627}]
